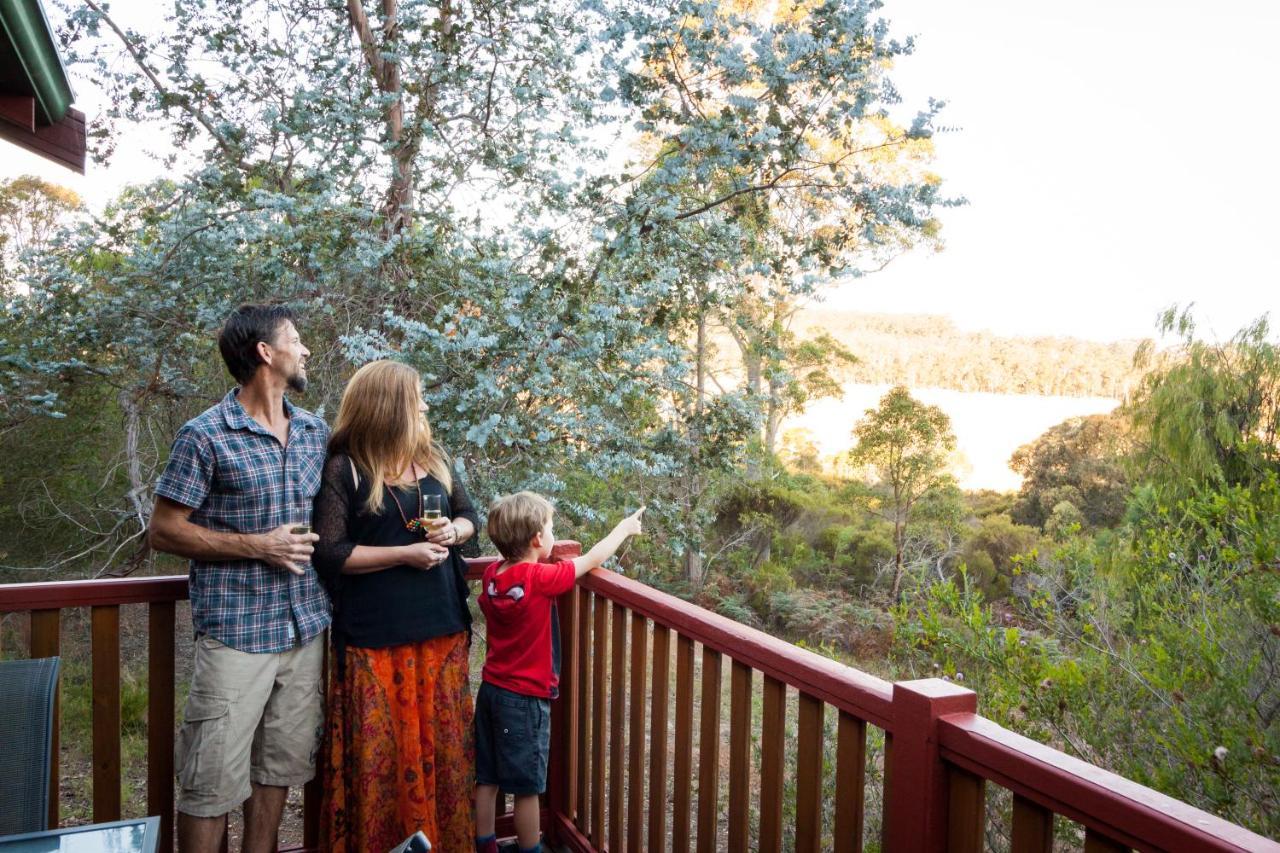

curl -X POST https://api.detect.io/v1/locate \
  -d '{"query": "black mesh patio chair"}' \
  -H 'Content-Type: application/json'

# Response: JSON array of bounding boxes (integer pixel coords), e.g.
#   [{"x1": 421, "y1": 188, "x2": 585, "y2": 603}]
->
[{"x1": 0, "y1": 656, "x2": 60, "y2": 836}]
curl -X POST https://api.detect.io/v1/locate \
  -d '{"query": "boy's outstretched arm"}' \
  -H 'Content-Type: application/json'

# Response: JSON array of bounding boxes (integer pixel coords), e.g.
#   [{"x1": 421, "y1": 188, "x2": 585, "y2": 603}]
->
[{"x1": 571, "y1": 507, "x2": 645, "y2": 578}]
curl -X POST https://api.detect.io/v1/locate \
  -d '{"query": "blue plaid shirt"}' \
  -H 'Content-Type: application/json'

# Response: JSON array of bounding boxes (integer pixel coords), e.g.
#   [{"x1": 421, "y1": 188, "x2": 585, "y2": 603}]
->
[{"x1": 155, "y1": 389, "x2": 331, "y2": 653}]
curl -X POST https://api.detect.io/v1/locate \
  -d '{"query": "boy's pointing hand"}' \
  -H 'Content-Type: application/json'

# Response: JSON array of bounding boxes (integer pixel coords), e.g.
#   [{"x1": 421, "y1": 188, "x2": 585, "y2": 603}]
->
[{"x1": 619, "y1": 506, "x2": 645, "y2": 537}]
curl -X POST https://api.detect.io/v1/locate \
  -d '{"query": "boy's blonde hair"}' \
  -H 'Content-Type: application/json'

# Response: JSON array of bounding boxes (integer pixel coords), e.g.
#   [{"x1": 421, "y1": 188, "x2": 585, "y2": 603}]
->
[{"x1": 487, "y1": 491, "x2": 555, "y2": 560}]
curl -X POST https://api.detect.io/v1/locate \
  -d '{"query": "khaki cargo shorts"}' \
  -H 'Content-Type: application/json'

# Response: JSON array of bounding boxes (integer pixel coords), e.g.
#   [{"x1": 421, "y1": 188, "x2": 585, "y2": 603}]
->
[{"x1": 175, "y1": 633, "x2": 325, "y2": 818}]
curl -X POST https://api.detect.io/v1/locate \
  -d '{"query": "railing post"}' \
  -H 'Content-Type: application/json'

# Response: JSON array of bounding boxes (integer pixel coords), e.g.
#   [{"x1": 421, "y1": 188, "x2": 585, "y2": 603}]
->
[
  {"x1": 545, "y1": 541, "x2": 582, "y2": 844},
  {"x1": 884, "y1": 678, "x2": 977, "y2": 852}
]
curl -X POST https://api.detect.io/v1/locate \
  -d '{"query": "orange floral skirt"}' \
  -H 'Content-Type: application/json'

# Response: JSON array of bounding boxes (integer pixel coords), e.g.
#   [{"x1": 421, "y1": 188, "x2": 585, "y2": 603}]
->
[{"x1": 321, "y1": 632, "x2": 474, "y2": 853}]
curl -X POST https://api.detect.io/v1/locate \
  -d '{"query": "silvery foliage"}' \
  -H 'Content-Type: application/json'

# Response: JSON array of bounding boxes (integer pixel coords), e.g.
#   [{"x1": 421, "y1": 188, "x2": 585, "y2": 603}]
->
[{"x1": 7, "y1": 0, "x2": 952, "y2": 559}]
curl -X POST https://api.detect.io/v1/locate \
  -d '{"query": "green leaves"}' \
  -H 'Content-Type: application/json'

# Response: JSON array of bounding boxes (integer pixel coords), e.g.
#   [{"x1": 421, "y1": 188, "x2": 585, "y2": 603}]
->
[{"x1": 1130, "y1": 308, "x2": 1280, "y2": 494}]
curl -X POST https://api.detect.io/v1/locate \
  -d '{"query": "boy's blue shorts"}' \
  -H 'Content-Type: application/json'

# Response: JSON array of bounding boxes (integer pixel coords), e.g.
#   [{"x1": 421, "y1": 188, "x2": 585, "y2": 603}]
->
[{"x1": 475, "y1": 681, "x2": 551, "y2": 795}]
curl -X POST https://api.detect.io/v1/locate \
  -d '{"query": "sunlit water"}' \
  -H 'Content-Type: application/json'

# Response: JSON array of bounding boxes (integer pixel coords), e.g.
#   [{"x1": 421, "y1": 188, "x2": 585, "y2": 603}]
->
[{"x1": 786, "y1": 383, "x2": 1120, "y2": 492}]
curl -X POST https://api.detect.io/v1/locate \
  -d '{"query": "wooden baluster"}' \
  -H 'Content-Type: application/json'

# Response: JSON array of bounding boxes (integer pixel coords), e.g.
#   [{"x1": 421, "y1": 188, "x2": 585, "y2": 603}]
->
[
  {"x1": 833, "y1": 711, "x2": 866, "y2": 853},
  {"x1": 576, "y1": 588, "x2": 591, "y2": 829},
  {"x1": 1084, "y1": 828, "x2": 1129, "y2": 852},
  {"x1": 880, "y1": 733, "x2": 893, "y2": 853},
  {"x1": 30, "y1": 609, "x2": 61, "y2": 829},
  {"x1": 795, "y1": 694, "x2": 824, "y2": 853},
  {"x1": 591, "y1": 593, "x2": 608, "y2": 847},
  {"x1": 648, "y1": 624, "x2": 671, "y2": 853},
  {"x1": 727, "y1": 661, "x2": 752, "y2": 851},
  {"x1": 627, "y1": 613, "x2": 649, "y2": 851},
  {"x1": 758, "y1": 675, "x2": 786, "y2": 853},
  {"x1": 695, "y1": 647, "x2": 722, "y2": 853},
  {"x1": 548, "y1": 586, "x2": 578, "y2": 837},
  {"x1": 947, "y1": 765, "x2": 985, "y2": 853},
  {"x1": 91, "y1": 604, "x2": 121, "y2": 822},
  {"x1": 148, "y1": 602, "x2": 176, "y2": 853},
  {"x1": 672, "y1": 634, "x2": 695, "y2": 853},
  {"x1": 1011, "y1": 794, "x2": 1053, "y2": 853},
  {"x1": 608, "y1": 603, "x2": 626, "y2": 853}
]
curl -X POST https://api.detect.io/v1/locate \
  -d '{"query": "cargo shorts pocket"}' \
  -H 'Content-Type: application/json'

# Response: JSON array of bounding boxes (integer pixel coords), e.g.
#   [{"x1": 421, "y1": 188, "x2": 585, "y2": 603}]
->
[
  {"x1": 494, "y1": 689, "x2": 535, "y2": 740},
  {"x1": 176, "y1": 691, "x2": 230, "y2": 795}
]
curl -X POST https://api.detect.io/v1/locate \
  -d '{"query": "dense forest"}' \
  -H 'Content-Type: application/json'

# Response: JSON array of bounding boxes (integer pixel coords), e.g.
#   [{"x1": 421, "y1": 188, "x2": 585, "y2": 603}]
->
[
  {"x1": 1, "y1": 0, "x2": 1277, "y2": 844},
  {"x1": 790, "y1": 310, "x2": 1143, "y2": 398}
]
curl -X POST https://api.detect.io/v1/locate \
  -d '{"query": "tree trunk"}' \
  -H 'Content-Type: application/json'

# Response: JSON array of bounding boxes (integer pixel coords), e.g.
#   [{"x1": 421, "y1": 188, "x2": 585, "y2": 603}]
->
[
  {"x1": 380, "y1": 0, "x2": 413, "y2": 233},
  {"x1": 118, "y1": 389, "x2": 153, "y2": 575},
  {"x1": 347, "y1": 0, "x2": 415, "y2": 235},
  {"x1": 765, "y1": 377, "x2": 782, "y2": 457},
  {"x1": 685, "y1": 310, "x2": 708, "y2": 584},
  {"x1": 724, "y1": 310, "x2": 765, "y2": 478},
  {"x1": 684, "y1": 548, "x2": 704, "y2": 587},
  {"x1": 891, "y1": 516, "x2": 905, "y2": 599}
]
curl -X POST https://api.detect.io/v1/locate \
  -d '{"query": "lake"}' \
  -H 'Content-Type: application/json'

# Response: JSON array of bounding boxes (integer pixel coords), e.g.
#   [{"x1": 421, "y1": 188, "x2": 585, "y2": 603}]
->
[{"x1": 785, "y1": 384, "x2": 1121, "y2": 492}]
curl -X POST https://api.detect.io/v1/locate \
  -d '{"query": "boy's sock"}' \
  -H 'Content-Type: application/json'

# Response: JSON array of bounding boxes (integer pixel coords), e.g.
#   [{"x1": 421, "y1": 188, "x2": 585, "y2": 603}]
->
[
  {"x1": 517, "y1": 845, "x2": 541, "y2": 853},
  {"x1": 475, "y1": 834, "x2": 498, "y2": 853}
]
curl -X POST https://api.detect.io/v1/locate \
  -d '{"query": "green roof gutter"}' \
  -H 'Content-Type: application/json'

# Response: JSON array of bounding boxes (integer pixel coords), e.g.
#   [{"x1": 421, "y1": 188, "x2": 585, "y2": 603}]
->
[{"x1": 0, "y1": 0, "x2": 74, "y2": 125}]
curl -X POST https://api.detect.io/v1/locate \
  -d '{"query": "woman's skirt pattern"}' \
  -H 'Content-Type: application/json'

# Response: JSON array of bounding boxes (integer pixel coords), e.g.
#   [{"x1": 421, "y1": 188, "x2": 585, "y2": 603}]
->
[{"x1": 321, "y1": 631, "x2": 474, "y2": 853}]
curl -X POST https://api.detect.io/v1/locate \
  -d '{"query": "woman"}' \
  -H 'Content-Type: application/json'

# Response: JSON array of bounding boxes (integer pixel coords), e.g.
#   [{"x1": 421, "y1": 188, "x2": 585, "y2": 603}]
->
[{"x1": 313, "y1": 360, "x2": 480, "y2": 852}]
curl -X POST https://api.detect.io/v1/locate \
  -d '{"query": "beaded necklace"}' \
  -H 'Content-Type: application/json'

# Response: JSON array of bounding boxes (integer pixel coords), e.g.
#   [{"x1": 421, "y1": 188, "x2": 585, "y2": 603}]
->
[{"x1": 387, "y1": 463, "x2": 428, "y2": 535}]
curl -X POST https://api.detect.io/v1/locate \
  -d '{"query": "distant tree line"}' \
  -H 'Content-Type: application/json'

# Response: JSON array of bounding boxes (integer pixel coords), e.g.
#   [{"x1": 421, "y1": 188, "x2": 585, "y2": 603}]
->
[{"x1": 798, "y1": 311, "x2": 1143, "y2": 398}]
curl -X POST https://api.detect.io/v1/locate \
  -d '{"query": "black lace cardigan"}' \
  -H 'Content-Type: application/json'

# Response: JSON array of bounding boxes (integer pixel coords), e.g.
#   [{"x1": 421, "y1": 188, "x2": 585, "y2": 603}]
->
[{"x1": 311, "y1": 453, "x2": 481, "y2": 654}]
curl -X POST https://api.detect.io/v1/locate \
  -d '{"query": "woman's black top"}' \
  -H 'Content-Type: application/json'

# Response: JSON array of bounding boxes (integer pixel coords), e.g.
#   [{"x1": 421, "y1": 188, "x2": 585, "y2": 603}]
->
[{"x1": 312, "y1": 453, "x2": 480, "y2": 651}]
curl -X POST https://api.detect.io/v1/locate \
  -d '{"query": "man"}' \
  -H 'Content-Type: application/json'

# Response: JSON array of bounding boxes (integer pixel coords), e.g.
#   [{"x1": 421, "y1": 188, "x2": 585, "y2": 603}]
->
[{"x1": 150, "y1": 304, "x2": 330, "y2": 853}]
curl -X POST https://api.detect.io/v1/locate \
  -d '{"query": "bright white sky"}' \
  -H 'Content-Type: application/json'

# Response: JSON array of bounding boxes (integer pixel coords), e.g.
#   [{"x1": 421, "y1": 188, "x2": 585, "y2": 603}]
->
[
  {"x1": 5, "y1": 0, "x2": 1278, "y2": 343},
  {"x1": 827, "y1": 0, "x2": 1280, "y2": 342}
]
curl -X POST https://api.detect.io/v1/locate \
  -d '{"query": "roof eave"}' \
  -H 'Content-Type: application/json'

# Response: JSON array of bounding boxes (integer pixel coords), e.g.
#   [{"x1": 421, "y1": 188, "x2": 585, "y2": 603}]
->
[{"x1": 0, "y1": 0, "x2": 75, "y2": 125}]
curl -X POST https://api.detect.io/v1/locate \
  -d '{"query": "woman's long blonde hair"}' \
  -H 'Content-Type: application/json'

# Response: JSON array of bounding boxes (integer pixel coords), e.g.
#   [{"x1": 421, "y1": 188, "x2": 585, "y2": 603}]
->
[{"x1": 329, "y1": 360, "x2": 452, "y2": 514}]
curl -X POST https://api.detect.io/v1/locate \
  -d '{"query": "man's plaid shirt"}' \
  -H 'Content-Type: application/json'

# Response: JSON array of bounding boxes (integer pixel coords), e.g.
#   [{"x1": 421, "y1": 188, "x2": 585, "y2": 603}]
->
[{"x1": 155, "y1": 389, "x2": 331, "y2": 653}]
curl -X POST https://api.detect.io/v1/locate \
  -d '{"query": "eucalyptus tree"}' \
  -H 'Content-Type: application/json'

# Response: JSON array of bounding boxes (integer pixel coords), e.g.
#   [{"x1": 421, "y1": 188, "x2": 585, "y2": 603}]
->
[
  {"x1": 0, "y1": 176, "x2": 83, "y2": 281},
  {"x1": 848, "y1": 385, "x2": 956, "y2": 598},
  {"x1": 591, "y1": 0, "x2": 954, "y2": 577},
  {"x1": 6, "y1": 0, "x2": 954, "y2": 576}
]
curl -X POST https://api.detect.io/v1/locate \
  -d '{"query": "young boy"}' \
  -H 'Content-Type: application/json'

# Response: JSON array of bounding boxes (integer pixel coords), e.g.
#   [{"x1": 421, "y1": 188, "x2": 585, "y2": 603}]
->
[{"x1": 474, "y1": 492, "x2": 644, "y2": 853}]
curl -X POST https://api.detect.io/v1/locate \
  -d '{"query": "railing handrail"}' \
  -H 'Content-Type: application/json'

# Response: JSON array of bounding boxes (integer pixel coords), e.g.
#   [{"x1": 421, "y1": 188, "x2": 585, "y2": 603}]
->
[
  {"x1": 0, "y1": 575, "x2": 190, "y2": 611},
  {"x1": 581, "y1": 567, "x2": 896, "y2": 731},
  {"x1": 938, "y1": 712, "x2": 1279, "y2": 852},
  {"x1": 0, "y1": 556, "x2": 503, "y2": 613}
]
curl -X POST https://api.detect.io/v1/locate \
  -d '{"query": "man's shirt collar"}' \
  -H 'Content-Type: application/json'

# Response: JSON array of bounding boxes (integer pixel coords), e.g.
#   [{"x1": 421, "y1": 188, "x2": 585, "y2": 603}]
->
[{"x1": 219, "y1": 387, "x2": 308, "y2": 436}]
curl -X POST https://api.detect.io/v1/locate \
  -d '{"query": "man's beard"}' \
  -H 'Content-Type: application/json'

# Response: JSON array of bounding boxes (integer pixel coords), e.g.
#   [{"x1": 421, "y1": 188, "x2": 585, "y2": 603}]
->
[{"x1": 287, "y1": 370, "x2": 308, "y2": 394}]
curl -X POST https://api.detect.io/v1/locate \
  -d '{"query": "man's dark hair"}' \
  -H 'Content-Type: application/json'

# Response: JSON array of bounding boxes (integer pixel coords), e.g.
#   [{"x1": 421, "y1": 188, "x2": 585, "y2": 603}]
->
[{"x1": 218, "y1": 304, "x2": 295, "y2": 384}]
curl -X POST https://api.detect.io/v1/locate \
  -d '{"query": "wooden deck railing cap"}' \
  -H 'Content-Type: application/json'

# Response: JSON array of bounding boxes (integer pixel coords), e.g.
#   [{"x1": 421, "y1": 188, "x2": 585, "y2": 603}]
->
[
  {"x1": 895, "y1": 677, "x2": 977, "y2": 703},
  {"x1": 937, "y1": 712, "x2": 1280, "y2": 852}
]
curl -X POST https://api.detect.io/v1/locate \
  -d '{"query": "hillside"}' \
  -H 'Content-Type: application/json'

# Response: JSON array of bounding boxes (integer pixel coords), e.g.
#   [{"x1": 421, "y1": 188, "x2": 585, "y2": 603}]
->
[{"x1": 791, "y1": 310, "x2": 1145, "y2": 399}]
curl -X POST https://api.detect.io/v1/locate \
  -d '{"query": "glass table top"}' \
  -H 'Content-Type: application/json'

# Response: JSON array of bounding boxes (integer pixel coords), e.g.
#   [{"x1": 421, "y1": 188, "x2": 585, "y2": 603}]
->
[{"x1": 0, "y1": 818, "x2": 157, "y2": 853}]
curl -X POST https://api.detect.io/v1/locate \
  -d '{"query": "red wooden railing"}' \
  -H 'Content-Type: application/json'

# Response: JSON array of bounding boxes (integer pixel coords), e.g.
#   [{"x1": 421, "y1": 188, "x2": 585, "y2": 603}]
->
[{"x1": 1, "y1": 550, "x2": 1277, "y2": 852}]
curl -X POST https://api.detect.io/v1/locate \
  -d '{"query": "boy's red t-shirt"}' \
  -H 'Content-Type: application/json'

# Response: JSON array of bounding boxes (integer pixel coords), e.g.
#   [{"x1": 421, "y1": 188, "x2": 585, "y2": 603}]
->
[{"x1": 478, "y1": 558, "x2": 576, "y2": 698}]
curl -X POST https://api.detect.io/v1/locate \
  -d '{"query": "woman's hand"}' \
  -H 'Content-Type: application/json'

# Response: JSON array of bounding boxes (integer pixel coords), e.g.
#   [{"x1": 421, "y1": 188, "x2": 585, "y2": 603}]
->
[
  {"x1": 425, "y1": 516, "x2": 459, "y2": 547},
  {"x1": 402, "y1": 541, "x2": 450, "y2": 570}
]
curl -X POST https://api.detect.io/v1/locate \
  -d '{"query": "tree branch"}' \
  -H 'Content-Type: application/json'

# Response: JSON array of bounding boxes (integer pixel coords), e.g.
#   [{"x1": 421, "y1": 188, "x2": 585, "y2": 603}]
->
[
  {"x1": 345, "y1": 0, "x2": 388, "y2": 88},
  {"x1": 82, "y1": 0, "x2": 246, "y2": 170}
]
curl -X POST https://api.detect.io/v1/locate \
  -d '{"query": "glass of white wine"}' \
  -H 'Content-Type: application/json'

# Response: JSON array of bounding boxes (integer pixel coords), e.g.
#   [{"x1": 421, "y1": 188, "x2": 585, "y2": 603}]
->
[{"x1": 422, "y1": 494, "x2": 442, "y2": 522}]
